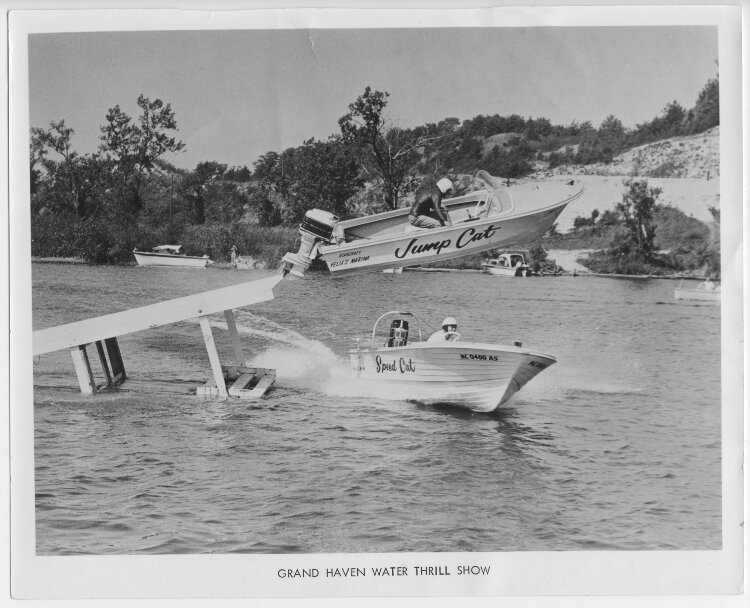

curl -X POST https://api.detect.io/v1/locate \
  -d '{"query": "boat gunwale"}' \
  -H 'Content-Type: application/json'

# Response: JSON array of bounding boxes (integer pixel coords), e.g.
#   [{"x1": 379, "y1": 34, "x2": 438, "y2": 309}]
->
[
  {"x1": 349, "y1": 340, "x2": 557, "y2": 362},
  {"x1": 133, "y1": 250, "x2": 211, "y2": 261},
  {"x1": 320, "y1": 194, "x2": 576, "y2": 255},
  {"x1": 334, "y1": 189, "x2": 493, "y2": 230}
]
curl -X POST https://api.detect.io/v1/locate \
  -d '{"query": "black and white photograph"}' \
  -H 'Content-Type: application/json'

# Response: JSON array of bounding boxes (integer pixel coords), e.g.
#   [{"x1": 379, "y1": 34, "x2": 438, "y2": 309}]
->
[{"x1": 7, "y1": 2, "x2": 745, "y2": 604}]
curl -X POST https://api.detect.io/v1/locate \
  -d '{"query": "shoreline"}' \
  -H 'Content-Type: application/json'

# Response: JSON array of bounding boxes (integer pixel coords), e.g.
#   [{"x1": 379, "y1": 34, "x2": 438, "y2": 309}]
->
[
  {"x1": 30, "y1": 256, "x2": 712, "y2": 281},
  {"x1": 31, "y1": 257, "x2": 89, "y2": 264}
]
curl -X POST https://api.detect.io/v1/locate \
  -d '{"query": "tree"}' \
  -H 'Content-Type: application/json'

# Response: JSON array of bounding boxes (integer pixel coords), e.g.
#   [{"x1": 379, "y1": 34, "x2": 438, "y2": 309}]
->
[
  {"x1": 527, "y1": 240, "x2": 550, "y2": 273},
  {"x1": 661, "y1": 101, "x2": 687, "y2": 138},
  {"x1": 251, "y1": 150, "x2": 290, "y2": 225},
  {"x1": 183, "y1": 161, "x2": 227, "y2": 224},
  {"x1": 225, "y1": 165, "x2": 252, "y2": 181},
  {"x1": 480, "y1": 139, "x2": 534, "y2": 179},
  {"x1": 613, "y1": 179, "x2": 661, "y2": 260},
  {"x1": 251, "y1": 137, "x2": 362, "y2": 225},
  {"x1": 688, "y1": 78, "x2": 719, "y2": 133},
  {"x1": 30, "y1": 120, "x2": 108, "y2": 218},
  {"x1": 598, "y1": 115, "x2": 626, "y2": 154},
  {"x1": 247, "y1": 188, "x2": 282, "y2": 226},
  {"x1": 99, "y1": 94, "x2": 185, "y2": 214},
  {"x1": 282, "y1": 137, "x2": 362, "y2": 223},
  {"x1": 524, "y1": 116, "x2": 553, "y2": 140},
  {"x1": 338, "y1": 86, "x2": 425, "y2": 209}
]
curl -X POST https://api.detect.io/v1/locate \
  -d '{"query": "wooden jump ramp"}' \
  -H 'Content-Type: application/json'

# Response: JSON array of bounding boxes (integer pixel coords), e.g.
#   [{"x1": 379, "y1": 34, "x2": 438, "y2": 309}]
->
[{"x1": 32, "y1": 274, "x2": 284, "y2": 399}]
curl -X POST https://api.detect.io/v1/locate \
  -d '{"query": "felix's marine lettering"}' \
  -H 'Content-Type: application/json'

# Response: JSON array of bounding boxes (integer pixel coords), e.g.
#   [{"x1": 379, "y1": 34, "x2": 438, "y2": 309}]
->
[{"x1": 330, "y1": 254, "x2": 370, "y2": 268}]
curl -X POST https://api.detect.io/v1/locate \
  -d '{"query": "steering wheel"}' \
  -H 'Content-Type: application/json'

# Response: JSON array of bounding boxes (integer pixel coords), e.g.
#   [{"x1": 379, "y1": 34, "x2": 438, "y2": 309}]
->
[{"x1": 443, "y1": 331, "x2": 461, "y2": 342}]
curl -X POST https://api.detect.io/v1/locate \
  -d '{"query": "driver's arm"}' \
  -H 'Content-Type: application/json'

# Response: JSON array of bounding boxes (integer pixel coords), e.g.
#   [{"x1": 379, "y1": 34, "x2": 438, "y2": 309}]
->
[{"x1": 433, "y1": 193, "x2": 451, "y2": 225}]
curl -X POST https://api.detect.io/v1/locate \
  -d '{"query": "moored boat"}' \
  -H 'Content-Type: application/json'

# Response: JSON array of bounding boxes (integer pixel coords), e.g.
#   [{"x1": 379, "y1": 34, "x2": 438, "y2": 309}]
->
[
  {"x1": 482, "y1": 251, "x2": 531, "y2": 277},
  {"x1": 674, "y1": 279, "x2": 720, "y2": 302},
  {"x1": 283, "y1": 172, "x2": 583, "y2": 278},
  {"x1": 234, "y1": 256, "x2": 258, "y2": 270},
  {"x1": 133, "y1": 245, "x2": 212, "y2": 267},
  {"x1": 349, "y1": 311, "x2": 556, "y2": 412}
]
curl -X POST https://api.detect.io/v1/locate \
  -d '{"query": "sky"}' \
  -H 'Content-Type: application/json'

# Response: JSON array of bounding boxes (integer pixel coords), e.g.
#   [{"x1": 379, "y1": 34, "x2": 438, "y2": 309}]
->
[{"x1": 28, "y1": 26, "x2": 718, "y2": 170}]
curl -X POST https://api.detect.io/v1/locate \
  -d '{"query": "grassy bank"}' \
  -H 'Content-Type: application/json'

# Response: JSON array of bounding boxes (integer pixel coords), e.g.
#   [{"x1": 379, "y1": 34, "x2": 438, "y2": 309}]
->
[{"x1": 31, "y1": 213, "x2": 299, "y2": 267}]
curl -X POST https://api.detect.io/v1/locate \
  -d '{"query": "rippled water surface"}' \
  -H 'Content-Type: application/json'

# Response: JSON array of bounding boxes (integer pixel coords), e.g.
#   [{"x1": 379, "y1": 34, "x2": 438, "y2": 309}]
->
[{"x1": 32, "y1": 263, "x2": 721, "y2": 554}]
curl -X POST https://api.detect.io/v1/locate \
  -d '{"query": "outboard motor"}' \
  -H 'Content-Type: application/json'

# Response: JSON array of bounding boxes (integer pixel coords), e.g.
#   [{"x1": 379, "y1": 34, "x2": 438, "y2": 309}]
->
[
  {"x1": 282, "y1": 209, "x2": 339, "y2": 277},
  {"x1": 387, "y1": 319, "x2": 409, "y2": 347}
]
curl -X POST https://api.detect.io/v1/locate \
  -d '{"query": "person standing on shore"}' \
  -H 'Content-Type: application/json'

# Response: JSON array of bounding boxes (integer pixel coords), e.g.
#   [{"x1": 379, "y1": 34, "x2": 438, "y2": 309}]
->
[{"x1": 408, "y1": 178, "x2": 454, "y2": 229}]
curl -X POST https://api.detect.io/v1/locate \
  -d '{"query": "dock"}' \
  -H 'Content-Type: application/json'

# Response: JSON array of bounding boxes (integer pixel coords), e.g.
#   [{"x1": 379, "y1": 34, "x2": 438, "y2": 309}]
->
[{"x1": 33, "y1": 274, "x2": 284, "y2": 399}]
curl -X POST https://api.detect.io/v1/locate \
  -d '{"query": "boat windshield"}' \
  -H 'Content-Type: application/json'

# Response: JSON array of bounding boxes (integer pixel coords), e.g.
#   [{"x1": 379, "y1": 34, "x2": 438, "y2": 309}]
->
[
  {"x1": 153, "y1": 245, "x2": 183, "y2": 254},
  {"x1": 476, "y1": 170, "x2": 504, "y2": 190},
  {"x1": 474, "y1": 171, "x2": 513, "y2": 215}
]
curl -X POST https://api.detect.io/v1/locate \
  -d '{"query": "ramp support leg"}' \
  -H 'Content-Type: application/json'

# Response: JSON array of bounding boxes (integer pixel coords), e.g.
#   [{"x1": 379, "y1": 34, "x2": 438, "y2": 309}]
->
[
  {"x1": 70, "y1": 344, "x2": 96, "y2": 394},
  {"x1": 105, "y1": 337, "x2": 127, "y2": 384},
  {"x1": 94, "y1": 340, "x2": 113, "y2": 385},
  {"x1": 199, "y1": 316, "x2": 228, "y2": 397},
  {"x1": 223, "y1": 309, "x2": 245, "y2": 366}
]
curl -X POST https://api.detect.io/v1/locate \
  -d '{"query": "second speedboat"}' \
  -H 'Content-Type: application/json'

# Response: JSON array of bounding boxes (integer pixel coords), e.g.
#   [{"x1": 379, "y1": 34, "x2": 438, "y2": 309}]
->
[
  {"x1": 133, "y1": 245, "x2": 212, "y2": 267},
  {"x1": 349, "y1": 311, "x2": 556, "y2": 412},
  {"x1": 482, "y1": 251, "x2": 531, "y2": 277}
]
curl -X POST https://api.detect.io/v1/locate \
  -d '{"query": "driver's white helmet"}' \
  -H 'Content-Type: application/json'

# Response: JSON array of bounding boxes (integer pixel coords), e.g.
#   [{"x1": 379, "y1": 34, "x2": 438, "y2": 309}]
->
[
  {"x1": 436, "y1": 178, "x2": 453, "y2": 194},
  {"x1": 442, "y1": 316, "x2": 458, "y2": 329}
]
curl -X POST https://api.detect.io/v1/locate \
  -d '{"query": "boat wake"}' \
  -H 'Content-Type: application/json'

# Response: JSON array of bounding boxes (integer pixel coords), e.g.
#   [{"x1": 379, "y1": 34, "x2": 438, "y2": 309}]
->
[{"x1": 204, "y1": 312, "x2": 435, "y2": 402}]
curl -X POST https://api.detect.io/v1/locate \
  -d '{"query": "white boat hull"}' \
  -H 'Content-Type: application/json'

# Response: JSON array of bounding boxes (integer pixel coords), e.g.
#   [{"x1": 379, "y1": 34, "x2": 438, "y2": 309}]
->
[
  {"x1": 134, "y1": 251, "x2": 211, "y2": 267},
  {"x1": 234, "y1": 258, "x2": 256, "y2": 270},
  {"x1": 318, "y1": 180, "x2": 581, "y2": 277},
  {"x1": 674, "y1": 287, "x2": 720, "y2": 302},
  {"x1": 349, "y1": 342, "x2": 555, "y2": 412},
  {"x1": 482, "y1": 265, "x2": 527, "y2": 277}
]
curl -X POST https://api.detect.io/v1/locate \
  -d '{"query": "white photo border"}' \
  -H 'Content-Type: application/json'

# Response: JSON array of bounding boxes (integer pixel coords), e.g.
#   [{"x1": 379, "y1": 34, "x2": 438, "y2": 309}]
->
[{"x1": 7, "y1": 3, "x2": 745, "y2": 602}]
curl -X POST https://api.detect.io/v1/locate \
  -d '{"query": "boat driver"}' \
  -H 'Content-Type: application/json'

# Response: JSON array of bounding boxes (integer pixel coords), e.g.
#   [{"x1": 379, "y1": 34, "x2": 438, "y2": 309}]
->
[
  {"x1": 408, "y1": 178, "x2": 454, "y2": 229},
  {"x1": 428, "y1": 316, "x2": 459, "y2": 342}
]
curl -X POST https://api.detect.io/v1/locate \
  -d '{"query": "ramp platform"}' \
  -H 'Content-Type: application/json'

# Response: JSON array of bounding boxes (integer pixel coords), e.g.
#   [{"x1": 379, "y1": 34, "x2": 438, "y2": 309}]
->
[{"x1": 33, "y1": 274, "x2": 284, "y2": 399}]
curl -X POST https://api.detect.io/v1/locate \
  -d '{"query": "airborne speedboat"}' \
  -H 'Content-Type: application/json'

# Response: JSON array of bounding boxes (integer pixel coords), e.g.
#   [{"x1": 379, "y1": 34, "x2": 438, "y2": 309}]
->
[
  {"x1": 133, "y1": 245, "x2": 212, "y2": 267},
  {"x1": 283, "y1": 171, "x2": 583, "y2": 278},
  {"x1": 349, "y1": 311, "x2": 556, "y2": 413}
]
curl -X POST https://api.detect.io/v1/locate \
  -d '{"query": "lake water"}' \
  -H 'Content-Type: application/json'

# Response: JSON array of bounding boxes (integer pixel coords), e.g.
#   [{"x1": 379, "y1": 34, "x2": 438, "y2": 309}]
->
[{"x1": 31, "y1": 262, "x2": 721, "y2": 555}]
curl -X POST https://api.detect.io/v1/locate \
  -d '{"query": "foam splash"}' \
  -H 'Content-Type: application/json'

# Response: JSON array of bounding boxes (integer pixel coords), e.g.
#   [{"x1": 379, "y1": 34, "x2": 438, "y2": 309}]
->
[
  {"x1": 204, "y1": 312, "x2": 410, "y2": 400},
  {"x1": 247, "y1": 343, "x2": 420, "y2": 402}
]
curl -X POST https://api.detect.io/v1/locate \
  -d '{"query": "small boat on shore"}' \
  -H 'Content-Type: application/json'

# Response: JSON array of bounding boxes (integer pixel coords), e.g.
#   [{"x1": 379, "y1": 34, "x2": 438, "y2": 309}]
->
[
  {"x1": 674, "y1": 278, "x2": 720, "y2": 302},
  {"x1": 133, "y1": 245, "x2": 212, "y2": 267},
  {"x1": 233, "y1": 256, "x2": 258, "y2": 270},
  {"x1": 482, "y1": 251, "x2": 531, "y2": 277},
  {"x1": 283, "y1": 172, "x2": 583, "y2": 278},
  {"x1": 349, "y1": 311, "x2": 556, "y2": 412}
]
